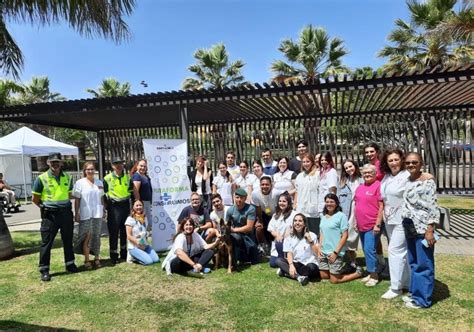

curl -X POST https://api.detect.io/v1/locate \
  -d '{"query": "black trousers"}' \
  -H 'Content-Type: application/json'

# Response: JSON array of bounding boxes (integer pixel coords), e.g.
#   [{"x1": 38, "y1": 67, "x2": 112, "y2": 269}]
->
[
  {"x1": 276, "y1": 257, "x2": 320, "y2": 281},
  {"x1": 39, "y1": 208, "x2": 74, "y2": 272},
  {"x1": 230, "y1": 233, "x2": 258, "y2": 264},
  {"x1": 170, "y1": 249, "x2": 215, "y2": 274},
  {"x1": 107, "y1": 200, "x2": 130, "y2": 260},
  {"x1": 307, "y1": 217, "x2": 321, "y2": 238}
]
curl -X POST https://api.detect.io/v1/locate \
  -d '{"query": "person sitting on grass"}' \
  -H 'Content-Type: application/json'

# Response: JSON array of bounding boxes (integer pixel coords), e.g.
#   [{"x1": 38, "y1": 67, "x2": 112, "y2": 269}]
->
[
  {"x1": 318, "y1": 193, "x2": 363, "y2": 283},
  {"x1": 162, "y1": 217, "x2": 220, "y2": 277},
  {"x1": 276, "y1": 213, "x2": 320, "y2": 286},
  {"x1": 125, "y1": 200, "x2": 159, "y2": 265},
  {"x1": 177, "y1": 192, "x2": 215, "y2": 241},
  {"x1": 267, "y1": 191, "x2": 296, "y2": 268}
]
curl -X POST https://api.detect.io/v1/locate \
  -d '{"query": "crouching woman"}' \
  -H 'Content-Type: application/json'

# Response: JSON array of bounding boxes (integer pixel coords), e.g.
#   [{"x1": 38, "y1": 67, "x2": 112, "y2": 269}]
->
[
  {"x1": 276, "y1": 213, "x2": 320, "y2": 286},
  {"x1": 162, "y1": 217, "x2": 220, "y2": 276}
]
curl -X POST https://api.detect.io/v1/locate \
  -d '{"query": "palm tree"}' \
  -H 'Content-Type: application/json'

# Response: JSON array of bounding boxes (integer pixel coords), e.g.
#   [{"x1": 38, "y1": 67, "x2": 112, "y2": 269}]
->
[
  {"x1": 0, "y1": 79, "x2": 23, "y2": 106},
  {"x1": 0, "y1": 0, "x2": 135, "y2": 79},
  {"x1": 378, "y1": 0, "x2": 473, "y2": 73},
  {"x1": 433, "y1": 1, "x2": 473, "y2": 45},
  {"x1": 18, "y1": 77, "x2": 65, "y2": 104},
  {"x1": 86, "y1": 78, "x2": 132, "y2": 98},
  {"x1": 270, "y1": 25, "x2": 349, "y2": 84},
  {"x1": 182, "y1": 43, "x2": 245, "y2": 90}
]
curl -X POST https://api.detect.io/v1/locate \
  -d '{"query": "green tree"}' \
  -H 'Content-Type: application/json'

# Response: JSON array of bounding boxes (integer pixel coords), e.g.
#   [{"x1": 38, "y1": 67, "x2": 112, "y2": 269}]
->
[
  {"x1": 18, "y1": 77, "x2": 65, "y2": 104},
  {"x1": 378, "y1": 0, "x2": 473, "y2": 73},
  {"x1": 0, "y1": 0, "x2": 135, "y2": 79},
  {"x1": 86, "y1": 78, "x2": 132, "y2": 98},
  {"x1": 270, "y1": 24, "x2": 349, "y2": 84},
  {"x1": 182, "y1": 43, "x2": 245, "y2": 90},
  {"x1": 0, "y1": 78, "x2": 23, "y2": 106}
]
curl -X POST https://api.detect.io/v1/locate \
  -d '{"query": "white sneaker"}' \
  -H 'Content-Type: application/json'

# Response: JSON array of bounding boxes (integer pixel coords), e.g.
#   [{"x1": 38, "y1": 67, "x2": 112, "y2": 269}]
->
[
  {"x1": 276, "y1": 268, "x2": 284, "y2": 277},
  {"x1": 361, "y1": 275, "x2": 371, "y2": 283},
  {"x1": 405, "y1": 300, "x2": 422, "y2": 309},
  {"x1": 381, "y1": 289, "x2": 402, "y2": 300},
  {"x1": 365, "y1": 278, "x2": 379, "y2": 287},
  {"x1": 402, "y1": 295, "x2": 413, "y2": 303}
]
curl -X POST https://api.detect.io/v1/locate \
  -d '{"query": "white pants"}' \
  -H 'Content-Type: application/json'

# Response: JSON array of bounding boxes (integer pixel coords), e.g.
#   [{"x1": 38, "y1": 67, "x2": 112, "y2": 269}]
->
[{"x1": 386, "y1": 224, "x2": 411, "y2": 291}]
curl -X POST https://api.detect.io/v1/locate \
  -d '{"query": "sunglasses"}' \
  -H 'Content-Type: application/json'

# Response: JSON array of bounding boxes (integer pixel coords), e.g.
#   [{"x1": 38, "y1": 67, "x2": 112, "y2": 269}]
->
[{"x1": 405, "y1": 161, "x2": 420, "y2": 165}]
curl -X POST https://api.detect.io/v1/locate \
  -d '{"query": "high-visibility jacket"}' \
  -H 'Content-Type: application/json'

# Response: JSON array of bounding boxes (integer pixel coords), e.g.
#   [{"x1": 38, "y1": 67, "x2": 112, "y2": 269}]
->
[
  {"x1": 36, "y1": 171, "x2": 72, "y2": 206},
  {"x1": 104, "y1": 172, "x2": 132, "y2": 201}
]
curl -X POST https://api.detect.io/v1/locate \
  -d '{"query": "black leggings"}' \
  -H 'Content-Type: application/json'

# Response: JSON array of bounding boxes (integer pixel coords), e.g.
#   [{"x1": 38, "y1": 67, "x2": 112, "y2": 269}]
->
[
  {"x1": 170, "y1": 249, "x2": 214, "y2": 274},
  {"x1": 276, "y1": 257, "x2": 320, "y2": 281}
]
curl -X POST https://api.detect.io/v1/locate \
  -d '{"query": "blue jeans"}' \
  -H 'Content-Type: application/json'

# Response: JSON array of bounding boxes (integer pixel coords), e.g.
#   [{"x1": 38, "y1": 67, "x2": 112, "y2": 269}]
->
[
  {"x1": 129, "y1": 245, "x2": 160, "y2": 265},
  {"x1": 269, "y1": 241, "x2": 284, "y2": 268},
  {"x1": 360, "y1": 230, "x2": 380, "y2": 273},
  {"x1": 407, "y1": 236, "x2": 435, "y2": 308}
]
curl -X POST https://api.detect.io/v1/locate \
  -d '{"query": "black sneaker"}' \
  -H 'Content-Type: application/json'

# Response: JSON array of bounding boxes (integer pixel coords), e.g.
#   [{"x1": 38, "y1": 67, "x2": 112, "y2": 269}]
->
[
  {"x1": 297, "y1": 275, "x2": 309, "y2": 286},
  {"x1": 66, "y1": 264, "x2": 79, "y2": 273},
  {"x1": 41, "y1": 271, "x2": 51, "y2": 282}
]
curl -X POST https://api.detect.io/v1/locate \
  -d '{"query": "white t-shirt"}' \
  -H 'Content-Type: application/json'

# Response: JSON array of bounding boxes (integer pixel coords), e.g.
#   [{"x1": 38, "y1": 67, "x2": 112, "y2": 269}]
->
[
  {"x1": 273, "y1": 170, "x2": 295, "y2": 192},
  {"x1": 283, "y1": 232, "x2": 318, "y2": 265},
  {"x1": 227, "y1": 165, "x2": 240, "y2": 179},
  {"x1": 295, "y1": 171, "x2": 320, "y2": 217},
  {"x1": 73, "y1": 178, "x2": 104, "y2": 220},
  {"x1": 318, "y1": 168, "x2": 338, "y2": 213},
  {"x1": 267, "y1": 210, "x2": 297, "y2": 257},
  {"x1": 162, "y1": 232, "x2": 207, "y2": 274},
  {"x1": 212, "y1": 174, "x2": 233, "y2": 206},
  {"x1": 125, "y1": 216, "x2": 148, "y2": 250},
  {"x1": 234, "y1": 173, "x2": 258, "y2": 193},
  {"x1": 194, "y1": 171, "x2": 211, "y2": 196},
  {"x1": 210, "y1": 206, "x2": 230, "y2": 231},
  {"x1": 251, "y1": 189, "x2": 282, "y2": 217},
  {"x1": 381, "y1": 170, "x2": 409, "y2": 225}
]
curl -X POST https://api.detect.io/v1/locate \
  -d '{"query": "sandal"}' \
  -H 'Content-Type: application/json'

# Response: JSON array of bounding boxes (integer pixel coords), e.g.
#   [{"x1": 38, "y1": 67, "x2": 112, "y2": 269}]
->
[
  {"x1": 84, "y1": 261, "x2": 92, "y2": 269},
  {"x1": 94, "y1": 259, "x2": 102, "y2": 268}
]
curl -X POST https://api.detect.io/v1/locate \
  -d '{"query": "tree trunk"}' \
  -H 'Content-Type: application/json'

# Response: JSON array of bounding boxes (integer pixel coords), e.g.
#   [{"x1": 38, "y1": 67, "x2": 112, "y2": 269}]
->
[{"x1": 0, "y1": 207, "x2": 14, "y2": 259}]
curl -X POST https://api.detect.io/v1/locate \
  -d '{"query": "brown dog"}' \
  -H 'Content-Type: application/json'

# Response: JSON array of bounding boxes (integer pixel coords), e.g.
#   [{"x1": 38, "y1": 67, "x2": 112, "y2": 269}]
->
[{"x1": 214, "y1": 218, "x2": 233, "y2": 273}]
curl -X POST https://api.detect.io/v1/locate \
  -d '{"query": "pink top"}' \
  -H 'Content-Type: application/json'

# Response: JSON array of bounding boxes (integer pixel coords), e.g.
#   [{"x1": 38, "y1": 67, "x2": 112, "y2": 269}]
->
[
  {"x1": 354, "y1": 180, "x2": 382, "y2": 232},
  {"x1": 373, "y1": 159, "x2": 384, "y2": 181}
]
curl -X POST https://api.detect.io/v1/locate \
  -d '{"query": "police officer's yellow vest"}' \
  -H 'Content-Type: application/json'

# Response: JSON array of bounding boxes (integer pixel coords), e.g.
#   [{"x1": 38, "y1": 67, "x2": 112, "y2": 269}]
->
[
  {"x1": 38, "y1": 171, "x2": 71, "y2": 204},
  {"x1": 104, "y1": 172, "x2": 131, "y2": 201}
]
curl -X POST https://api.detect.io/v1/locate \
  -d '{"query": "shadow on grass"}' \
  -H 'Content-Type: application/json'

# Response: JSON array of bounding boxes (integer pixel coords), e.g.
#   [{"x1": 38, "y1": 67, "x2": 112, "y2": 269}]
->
[
  {"x1": 0, "y1": 320, "x2": 78, "y2": 331},
  {"x1": 433, "y1": 279, "x2": 450, "y2": 305},
  {"x1": 9, "y1": 232, "x2": 63, "y2": 259}
]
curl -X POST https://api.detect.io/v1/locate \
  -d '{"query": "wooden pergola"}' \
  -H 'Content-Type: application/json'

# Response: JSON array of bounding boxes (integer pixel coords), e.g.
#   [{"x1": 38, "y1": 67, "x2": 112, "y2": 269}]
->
[{"x1": 0, "y1": 64, "x2": 472, "y2": 192}]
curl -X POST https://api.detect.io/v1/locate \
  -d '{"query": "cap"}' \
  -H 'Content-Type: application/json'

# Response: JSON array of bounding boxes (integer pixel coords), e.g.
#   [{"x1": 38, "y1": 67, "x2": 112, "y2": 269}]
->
[
  {"x1": 235, "y1": 188, "x2": 248, "y2": 197},
  {"x1": 111, "y1": 156, "x2": 124, "y2": 164},
  {"x1": 47, "y1": 152, "x2": 62, "y2": 161}
]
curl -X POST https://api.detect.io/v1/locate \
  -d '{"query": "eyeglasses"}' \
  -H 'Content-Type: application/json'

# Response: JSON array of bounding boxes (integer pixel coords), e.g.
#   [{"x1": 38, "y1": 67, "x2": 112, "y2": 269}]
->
[{"x1": 405, "y1": 161, "x2": 420, "y2": 165}]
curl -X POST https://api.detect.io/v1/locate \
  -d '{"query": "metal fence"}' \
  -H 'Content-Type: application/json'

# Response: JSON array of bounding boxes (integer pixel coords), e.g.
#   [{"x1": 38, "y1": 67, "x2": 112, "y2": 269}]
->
[{"x1": 98, "y1": 108, "x2": 472, "y2": 194}]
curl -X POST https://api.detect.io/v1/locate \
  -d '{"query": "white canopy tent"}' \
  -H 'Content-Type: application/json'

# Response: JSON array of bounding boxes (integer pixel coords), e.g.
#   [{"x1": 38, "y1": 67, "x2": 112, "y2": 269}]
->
[{"x1": 0, "y1": 127, "x2": 79, "y2": 202}]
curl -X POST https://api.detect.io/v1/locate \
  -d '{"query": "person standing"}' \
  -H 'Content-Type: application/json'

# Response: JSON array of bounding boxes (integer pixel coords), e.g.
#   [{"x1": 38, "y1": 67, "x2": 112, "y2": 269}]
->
[
  {"x1": 131, "y1": 159, "x2": 153, "y2": 231},
  {"x1": 190, "y1": 155, "x2": 213, "y2": 208},
  {"x1": 380, "y1": 148, "x2": 411, "y2": 300},
  {"x1": 317, "y1": 152, "x2": 338, "y2": 216},
  {"x1": 294, "y1": 153, "x2": 320, "y2": 236},
  {"x1": 261, "y1": 148, "x2": 278, "y2": 176},
  {"x1": 233, "y1": 161, "x2": 257, "y2": 203},
  {"x1": 337, "y1": 159, "x2": 363, "y2": 269},
  {"x1": 289, "y1": 139, "x2": 309, "y2": 174},
  {"x1": 73, "y1": 162, "x2": 105, "y2": 269},
  {"x1": 212, "y1": 162, "x2": 234, "y2": 206},
  {"x1": 32, "y1": 153, "x2": 78, "y2": 281},
  {"x1": 103, "y1": 157, "x2": 133, "y2": 264},
  {"x1": 225, "y1": 151, "x2": 240, "y2": 179},
  {"x1": 401, "y1": 152, "x2": 439, "y2": 309}
]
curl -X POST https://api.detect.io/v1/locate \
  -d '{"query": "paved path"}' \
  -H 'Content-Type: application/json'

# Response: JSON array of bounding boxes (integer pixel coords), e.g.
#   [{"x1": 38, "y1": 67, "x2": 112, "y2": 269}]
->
[{"x1": 4, "y1": 203, "x2": 473, "y2": 256}]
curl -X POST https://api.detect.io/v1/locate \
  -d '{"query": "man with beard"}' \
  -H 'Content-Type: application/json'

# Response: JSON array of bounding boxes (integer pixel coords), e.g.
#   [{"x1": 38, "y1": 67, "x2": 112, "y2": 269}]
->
[{"x1": 178, "y1": 192, "x2": 213, "y2": 240}]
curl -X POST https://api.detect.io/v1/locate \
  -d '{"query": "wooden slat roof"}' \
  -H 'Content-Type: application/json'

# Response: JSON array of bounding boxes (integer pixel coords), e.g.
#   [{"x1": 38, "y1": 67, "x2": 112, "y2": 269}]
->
[{"x1": 0, "y1": 64, "x2": 472, "y2": 131}]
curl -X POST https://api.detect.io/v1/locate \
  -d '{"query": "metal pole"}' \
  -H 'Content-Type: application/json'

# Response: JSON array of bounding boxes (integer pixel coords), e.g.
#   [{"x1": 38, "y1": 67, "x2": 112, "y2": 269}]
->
[
  {"x1": 21, "y1": 152, "x2": 27, "y2": 204},
  {"x1": 97, "y1": 131, "x2": 106, "y2": 179}
]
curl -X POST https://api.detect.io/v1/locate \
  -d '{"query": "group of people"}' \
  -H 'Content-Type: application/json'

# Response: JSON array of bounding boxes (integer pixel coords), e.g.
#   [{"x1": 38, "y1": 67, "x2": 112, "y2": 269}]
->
[
  {"x1": 174, "y1": 141, "x2": 440, "y2": 309},
  {"x1": 33, "y1": 154, "x2": 157, "y2": 282},
  {"x1": 33, "y1": 139, "x2": 440, "y2": 309}
]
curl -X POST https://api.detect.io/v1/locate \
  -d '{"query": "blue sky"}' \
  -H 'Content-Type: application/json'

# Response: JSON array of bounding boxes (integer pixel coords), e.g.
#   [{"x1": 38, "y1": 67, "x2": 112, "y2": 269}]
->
[{"x1": 8, "y1": 0, "x2": 410, "y2": 100}]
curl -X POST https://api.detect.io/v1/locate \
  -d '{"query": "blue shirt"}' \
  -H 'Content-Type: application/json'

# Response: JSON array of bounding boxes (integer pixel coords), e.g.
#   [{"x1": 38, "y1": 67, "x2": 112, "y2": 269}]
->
[
  {"x1": 319, "y1": 211, "x2": 349, "y2": 256},
  {"x1": 132, "y1": 172, "x2": 153, "y2": 201}
]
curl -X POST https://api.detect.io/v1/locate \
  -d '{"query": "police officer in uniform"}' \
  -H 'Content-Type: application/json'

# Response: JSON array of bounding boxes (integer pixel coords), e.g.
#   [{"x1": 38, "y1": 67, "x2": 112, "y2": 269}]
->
[
  {"x1": 103, "y1": 157, "x2": 133, "y2": 264},
  {"x1": 32, "y1": 153, "x2": 78, "y2": 281}
]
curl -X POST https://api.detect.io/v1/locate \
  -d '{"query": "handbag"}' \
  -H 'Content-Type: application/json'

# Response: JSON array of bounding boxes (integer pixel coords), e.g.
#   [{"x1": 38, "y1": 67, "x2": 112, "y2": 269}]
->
[{"x1": 402, "y1": 218, "x2": 418, "y2": 239}]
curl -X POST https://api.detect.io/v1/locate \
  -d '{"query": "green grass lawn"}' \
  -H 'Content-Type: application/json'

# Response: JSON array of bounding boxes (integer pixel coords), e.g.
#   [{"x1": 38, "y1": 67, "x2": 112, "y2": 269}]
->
[
  {"x1": 1, "y1": 232, "x2": 473, "y2": 331},
  {"x1": 438, "y1": 196, "x2": 474, "y2": 211}
]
